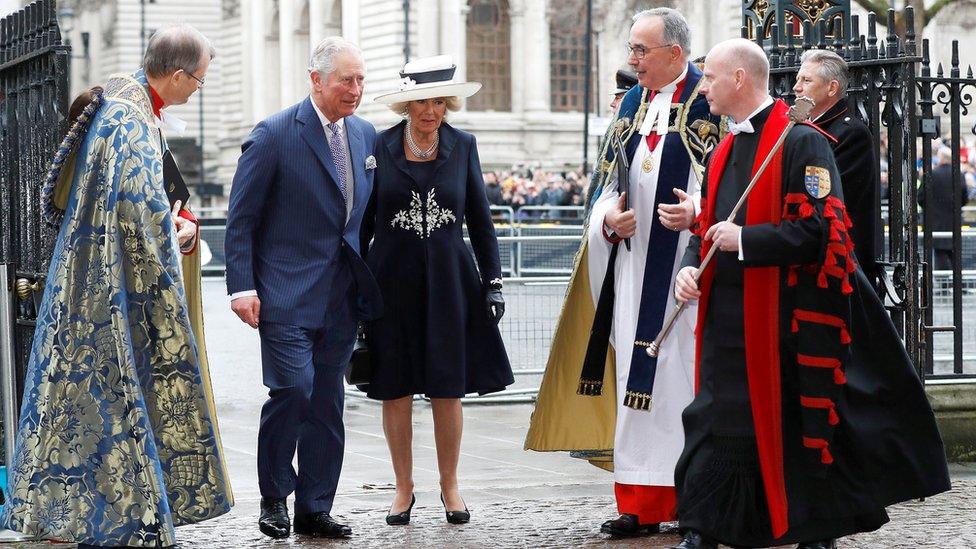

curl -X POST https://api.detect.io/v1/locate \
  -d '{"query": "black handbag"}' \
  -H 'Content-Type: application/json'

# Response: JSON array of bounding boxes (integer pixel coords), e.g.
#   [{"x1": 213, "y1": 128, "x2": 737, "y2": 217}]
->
[{"x1": 345, "y1": 325, "x2": 371, "y2": 386}]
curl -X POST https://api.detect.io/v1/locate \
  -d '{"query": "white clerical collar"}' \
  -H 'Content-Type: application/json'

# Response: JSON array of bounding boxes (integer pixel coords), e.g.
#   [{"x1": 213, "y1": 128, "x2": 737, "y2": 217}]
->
[
  {"x1": 310, "y1": 97, "x2": 345, "y2": 130},
  {"x1": 728, "y1": 95, "x2": 774, "y2": 135},
  {"x1": 638, "y1": 64, "x2": 689, "y2": 137},
  {"x1": 155, "y1": 110, "x2": 187, "y2": 134}
]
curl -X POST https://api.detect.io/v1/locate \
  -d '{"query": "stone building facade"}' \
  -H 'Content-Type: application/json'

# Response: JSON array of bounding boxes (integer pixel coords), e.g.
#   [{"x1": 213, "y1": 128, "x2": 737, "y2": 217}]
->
[
  {"x1": 212, "y1": 0, "x2": 742, "y2": 202},
  {"x1": 3, "y1": 0, "x2": 973, "y2": 207}
]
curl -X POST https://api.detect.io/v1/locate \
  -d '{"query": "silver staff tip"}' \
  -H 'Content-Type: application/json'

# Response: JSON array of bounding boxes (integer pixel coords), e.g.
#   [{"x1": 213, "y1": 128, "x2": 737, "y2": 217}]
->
[{"x1": 646, "y1": 342, "x2": 660, "y2": 358}]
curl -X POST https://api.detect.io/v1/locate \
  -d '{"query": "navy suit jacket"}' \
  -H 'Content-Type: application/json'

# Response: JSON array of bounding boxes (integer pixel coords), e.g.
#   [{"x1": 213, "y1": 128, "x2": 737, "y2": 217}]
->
[{"x1": 225, "y1": 97, "x2": 383, "y2": 327}]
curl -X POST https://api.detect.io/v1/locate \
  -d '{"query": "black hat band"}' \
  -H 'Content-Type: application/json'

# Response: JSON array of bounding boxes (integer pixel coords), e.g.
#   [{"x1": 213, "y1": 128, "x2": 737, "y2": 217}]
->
[{"x1": 399, "y1": 66, "x2": 457, "y2": 85}]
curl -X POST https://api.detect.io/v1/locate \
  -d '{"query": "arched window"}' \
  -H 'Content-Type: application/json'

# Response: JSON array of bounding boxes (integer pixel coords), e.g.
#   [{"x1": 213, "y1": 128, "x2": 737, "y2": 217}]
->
[
  {"x1": 466, "y1": 0, "x2": 511, "y2": 111},
  {"x1": 549, "y1": 1, "x2": 589, "y2": 112}
]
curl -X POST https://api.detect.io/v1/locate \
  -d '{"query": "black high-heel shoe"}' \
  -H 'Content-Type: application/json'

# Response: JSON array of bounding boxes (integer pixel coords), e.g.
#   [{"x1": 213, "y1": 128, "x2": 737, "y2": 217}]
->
[
  {"x1": 386, "y1": 493, "x2": 416, "y2": 526},
  {"x1": 440, "y1": 493, "x2": 470, "y2": 524}
]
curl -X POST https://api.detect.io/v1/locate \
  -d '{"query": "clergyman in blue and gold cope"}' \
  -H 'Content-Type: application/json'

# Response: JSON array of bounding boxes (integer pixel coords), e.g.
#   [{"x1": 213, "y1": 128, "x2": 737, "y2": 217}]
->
[{"x1": 1, "y1": 25, "x2": 232, "y2": 548}]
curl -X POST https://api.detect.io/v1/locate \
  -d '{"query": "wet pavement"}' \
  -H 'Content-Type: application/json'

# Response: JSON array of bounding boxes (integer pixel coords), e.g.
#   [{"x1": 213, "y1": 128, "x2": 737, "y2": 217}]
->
[
  {"x1": 168, "y1": 457, "x2": 976, "y2": 549},
  {"x1": 4, "y1": 281, "x2": 975, "y2": 548}
]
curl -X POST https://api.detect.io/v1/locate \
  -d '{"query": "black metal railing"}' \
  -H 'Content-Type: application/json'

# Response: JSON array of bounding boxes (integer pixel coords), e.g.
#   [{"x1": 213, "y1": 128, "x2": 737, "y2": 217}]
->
[
  {"x1": 0, "y1": 0, "x2": 69, "y2": 419},
  {"x1": 749, "y1": 7, "x2": 976, "y2": 379},
  {"x1": 917, "y1": 39, "x2": 976, "y2": 377}
]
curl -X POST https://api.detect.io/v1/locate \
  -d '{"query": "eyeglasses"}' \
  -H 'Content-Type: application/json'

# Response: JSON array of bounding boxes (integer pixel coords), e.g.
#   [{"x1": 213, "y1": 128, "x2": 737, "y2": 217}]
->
[
  {"x1": 626, "y1": 42, "x2": 674, "y2": 60},
  {"x1": 182, "y1": 69, "x2": 205, "y2": 87}
]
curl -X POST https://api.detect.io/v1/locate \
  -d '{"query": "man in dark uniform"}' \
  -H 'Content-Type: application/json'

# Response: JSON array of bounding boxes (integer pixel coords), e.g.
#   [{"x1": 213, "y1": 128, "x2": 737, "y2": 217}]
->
[
  {"x1": 609, "y1": 69, "x2": 638, "y2": 114},
  {"x1": 670, "y1": 38, "x2": 950, "y2": 549},
  {"x1": 794, "y1": 49, "x2": 880, "y2": 285}
]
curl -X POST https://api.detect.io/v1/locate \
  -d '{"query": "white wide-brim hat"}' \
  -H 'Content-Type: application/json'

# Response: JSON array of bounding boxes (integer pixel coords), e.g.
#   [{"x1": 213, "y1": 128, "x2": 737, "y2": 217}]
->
[{"x1": 374, "y1": 55, "x2": 482, "y2": 104}]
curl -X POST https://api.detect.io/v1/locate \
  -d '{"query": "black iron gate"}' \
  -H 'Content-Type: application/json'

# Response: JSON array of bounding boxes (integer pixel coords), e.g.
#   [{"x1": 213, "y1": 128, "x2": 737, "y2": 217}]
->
[
  {"x1": 0, "y1": 0, "x2": 70, "y2": 462},
  {"x1": 916, "y1": 39, "x2": 976, "y2": 378},
  {"x1": 754, "y1": 6, "x2": 976, "y2": 379}
]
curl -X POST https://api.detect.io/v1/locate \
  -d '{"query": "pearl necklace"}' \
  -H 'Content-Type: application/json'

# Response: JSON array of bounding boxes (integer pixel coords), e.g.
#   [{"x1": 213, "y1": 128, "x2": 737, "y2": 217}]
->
[{"x1": 405, "y1": 120, "x2": 438, "y2": 159}]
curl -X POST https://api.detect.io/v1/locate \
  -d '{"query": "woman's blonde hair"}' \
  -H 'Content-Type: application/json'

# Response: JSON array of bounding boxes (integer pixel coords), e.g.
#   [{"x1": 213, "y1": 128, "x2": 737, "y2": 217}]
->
[{"x1": 389, "y1": 96, "x2": 462, "y2": 117}]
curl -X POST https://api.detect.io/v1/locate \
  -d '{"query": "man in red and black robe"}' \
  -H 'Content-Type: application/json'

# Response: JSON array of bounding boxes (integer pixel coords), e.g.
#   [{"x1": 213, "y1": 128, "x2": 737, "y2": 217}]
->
[{"x1": 670, "y1": 39, "x2": 950, "y2": 549}]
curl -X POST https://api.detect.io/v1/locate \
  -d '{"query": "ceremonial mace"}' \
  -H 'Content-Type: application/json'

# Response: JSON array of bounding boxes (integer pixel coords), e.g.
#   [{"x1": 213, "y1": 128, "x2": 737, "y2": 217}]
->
[{"x1": 645, "y1": 97, "x2": 815, "y2": 359}]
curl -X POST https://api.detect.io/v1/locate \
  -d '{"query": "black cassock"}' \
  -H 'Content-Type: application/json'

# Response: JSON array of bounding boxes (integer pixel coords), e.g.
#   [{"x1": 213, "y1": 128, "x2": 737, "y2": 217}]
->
[
  {"x1": 814, "y1": 100, "x2": 880, "y2": 285},
  {"x1": 675, "y1": 102, "x2": 950, "y2": 547},
  {"x1": 361, "y1": 121, "x2": 513, "y2": 400}
]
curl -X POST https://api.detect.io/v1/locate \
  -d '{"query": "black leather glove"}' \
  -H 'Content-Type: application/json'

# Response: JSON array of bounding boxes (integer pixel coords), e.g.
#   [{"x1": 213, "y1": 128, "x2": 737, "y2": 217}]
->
[{"x1": 486, "y1": 289, "x2": 505, "y2": 325}]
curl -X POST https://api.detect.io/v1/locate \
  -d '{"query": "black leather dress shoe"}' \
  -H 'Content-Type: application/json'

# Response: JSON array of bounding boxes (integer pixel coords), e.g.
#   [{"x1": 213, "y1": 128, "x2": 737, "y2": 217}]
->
[
  {"x1": 440, "y1": 493, "x2": 470, "y2": 524},
  {"x1": 671, "y1": 530, "x2": 718, "y2": 549},
  {"x1": 599, "y1": 514, "x2": 660, "y2": 537},
  {"x1": 797, "y1": 540, "x2": 837, "y2": 549},
  {"x1": 258, "y1": 497, "x2": 290, "y2": 539},
  {"x1": 293, "y1": 512, "x2": 352, "y2": 538},
  {"x1": 386, "y1": 493, "x2": 416, "y2": 526}
]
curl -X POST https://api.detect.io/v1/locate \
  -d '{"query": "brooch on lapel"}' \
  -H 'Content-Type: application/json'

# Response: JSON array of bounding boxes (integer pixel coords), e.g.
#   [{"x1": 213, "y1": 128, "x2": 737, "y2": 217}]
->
[{"x1": 365, "y1": 155, "x2": 377, "y2": 170}]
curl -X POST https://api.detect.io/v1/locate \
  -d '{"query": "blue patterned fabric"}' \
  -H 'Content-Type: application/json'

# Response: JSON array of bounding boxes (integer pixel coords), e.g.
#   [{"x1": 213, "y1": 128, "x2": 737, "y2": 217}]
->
[
  {"x1": 327, "y1": 122, "x2": 349, "y2": 199},
  {"x1": 1, "y1": 71, "x2": 231, "y2": 547}
]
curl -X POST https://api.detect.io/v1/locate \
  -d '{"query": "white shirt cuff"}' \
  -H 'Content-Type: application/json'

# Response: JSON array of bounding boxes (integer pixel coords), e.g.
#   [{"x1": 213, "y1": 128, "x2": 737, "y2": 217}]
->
[
  {"x1": 230, "y1": 290, "x2": 257, "y2": 301},
  {"x1": 737, "y1": 229, "x2": 745, "y2": 261},
  {"x1": 693, "y1": 191, "x2": 702, "y2": 216}
]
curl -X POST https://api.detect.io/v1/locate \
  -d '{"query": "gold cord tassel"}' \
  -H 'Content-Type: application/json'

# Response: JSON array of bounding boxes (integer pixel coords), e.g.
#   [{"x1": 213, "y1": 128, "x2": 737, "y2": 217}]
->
[
  {"x1": 623, "y1": 391, "x2": 653, "y2": 411},
  {"x1": 576, "y1": 380, "x2": 604, "y2": 396}
]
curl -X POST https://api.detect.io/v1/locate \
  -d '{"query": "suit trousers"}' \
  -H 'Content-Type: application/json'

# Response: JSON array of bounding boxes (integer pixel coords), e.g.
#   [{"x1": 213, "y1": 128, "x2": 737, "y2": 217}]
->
[{"x1": 256, "y1": 270, "x2": 358, "y2": 516}]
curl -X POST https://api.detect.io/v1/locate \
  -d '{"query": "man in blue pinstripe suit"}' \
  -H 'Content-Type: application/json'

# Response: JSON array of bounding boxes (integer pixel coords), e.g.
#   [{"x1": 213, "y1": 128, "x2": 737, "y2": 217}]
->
[{"x1": 224, "y1": 36, "x2": 382, "y2": 540}]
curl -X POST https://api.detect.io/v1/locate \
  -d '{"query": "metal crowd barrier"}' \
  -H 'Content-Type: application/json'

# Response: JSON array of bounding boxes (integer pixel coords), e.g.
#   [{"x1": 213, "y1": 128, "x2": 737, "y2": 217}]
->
[
  {"x1": 198, "y1": 208, "x2": 589, "y2": 278},
  {"x1": 192, "y1": 210, "x2": 976, "y2": 399},
  {"x1": 510, "y1": 205, "x2": 586, "y2": 224},
  {"x1": 346, "y1": 276, "x2": 571, "y2": 404}
]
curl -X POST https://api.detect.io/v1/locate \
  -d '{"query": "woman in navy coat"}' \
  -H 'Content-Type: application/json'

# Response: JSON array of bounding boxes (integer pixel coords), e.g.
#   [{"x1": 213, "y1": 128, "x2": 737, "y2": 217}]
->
[{"x1": 362, "y1": 55, "x2": 514, "y2": 526}]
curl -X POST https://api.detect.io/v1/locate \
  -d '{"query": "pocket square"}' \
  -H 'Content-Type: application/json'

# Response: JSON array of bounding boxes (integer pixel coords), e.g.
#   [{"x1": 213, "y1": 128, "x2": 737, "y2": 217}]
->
[{"x1": 365, "y1": 155, "x2": 377, "y2": 170}]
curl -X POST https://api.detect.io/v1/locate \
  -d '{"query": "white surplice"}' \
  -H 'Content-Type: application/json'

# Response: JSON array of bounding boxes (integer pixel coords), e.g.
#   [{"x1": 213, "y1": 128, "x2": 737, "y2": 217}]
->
[{"x1": 586, "y1": 133, "x2": 699, "y2": 486}]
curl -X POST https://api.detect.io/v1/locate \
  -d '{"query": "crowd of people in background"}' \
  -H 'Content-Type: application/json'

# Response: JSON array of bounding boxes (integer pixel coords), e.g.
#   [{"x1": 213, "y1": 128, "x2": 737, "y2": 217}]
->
[
  {"x1": 477, "y1": 136, "x2": 976, "y2": 224},
  {"x1": 878, "y1": 136, "x2": 976, "y2": 201},
  {"x1": 476, "y1": 135, "x2": 976, "y2": 221},
  {"x1": 482, "y1": 165, "x2": 587, "y2": 219}
]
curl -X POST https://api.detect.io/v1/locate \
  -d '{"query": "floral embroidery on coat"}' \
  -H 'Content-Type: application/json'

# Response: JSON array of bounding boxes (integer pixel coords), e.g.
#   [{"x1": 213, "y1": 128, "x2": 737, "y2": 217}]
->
[{"x1": 391, "y1": 188, "x2": 456, "y2": 238}]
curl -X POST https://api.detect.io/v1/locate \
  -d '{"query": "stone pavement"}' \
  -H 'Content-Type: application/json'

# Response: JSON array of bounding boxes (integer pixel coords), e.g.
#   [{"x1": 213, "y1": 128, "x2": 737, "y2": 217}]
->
[
  {"x1": 5, "y1": 474, "x2": 976, "y2": 548},
  {"x1": 186, "y1": 281, "x2": 976, "y2": 548},
  {"x1": 170, "y1": 476, "x2": 976, "y2": 549},
  {"x1": 3, "y1": 281, "x2": 974, "y2": 548}
]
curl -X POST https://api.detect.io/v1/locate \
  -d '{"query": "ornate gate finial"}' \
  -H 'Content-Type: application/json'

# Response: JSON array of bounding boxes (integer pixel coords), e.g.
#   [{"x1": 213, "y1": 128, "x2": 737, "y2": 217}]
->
[{"x1": 742, "y1": 0, "x2": 850, "y2": 45}]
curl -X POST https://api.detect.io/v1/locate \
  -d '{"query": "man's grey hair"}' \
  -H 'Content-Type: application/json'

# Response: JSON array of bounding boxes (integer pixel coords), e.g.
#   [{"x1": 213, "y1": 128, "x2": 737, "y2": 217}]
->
[
  {"x1": 143, "y1": 24, "x2": 215, "y2": 79},
  {"x1": 633, "y1": 7, "x2": 692, "y2": 58},
  {"x1": 308, "y1": 37, "x2": 362, "y2": 76},
  {"x1": 800, "y1": 49, "x2": 850, "y2": 97}
]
